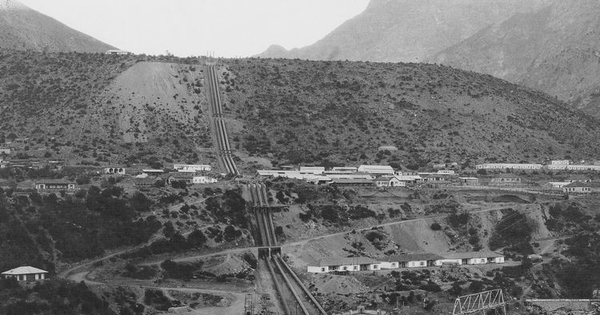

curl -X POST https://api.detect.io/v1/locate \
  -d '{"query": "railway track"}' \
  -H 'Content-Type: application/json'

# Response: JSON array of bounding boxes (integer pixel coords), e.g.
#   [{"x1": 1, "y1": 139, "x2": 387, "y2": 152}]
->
[
  {"x1": 247, "y1": 183, "x2": 327, "y2": 314},
  {"x1": 205, "y1": 63, "x2": 239, "y2": 176}
]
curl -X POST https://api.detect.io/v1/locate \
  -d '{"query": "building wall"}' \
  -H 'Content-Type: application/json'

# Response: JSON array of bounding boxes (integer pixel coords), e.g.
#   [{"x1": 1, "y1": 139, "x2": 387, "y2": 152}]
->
[
  {"x1": 476, "y1": 163, "x2": 543, "y2": 170},
  {"x1": 435, "y1": 259, "x2": 462, "y2": 266},
  {"x1": 467, "y1": 258, "x2": 488, "y2": 264},
  {"x1": 307, "y1": 266, "x2": 327, "y2": 273},
  {"x1": 380, "y1": 262, "x2": 399, "y2": 269},
  {"x1": 407, "y1": 260, "x2": 427, "y2": 268}
]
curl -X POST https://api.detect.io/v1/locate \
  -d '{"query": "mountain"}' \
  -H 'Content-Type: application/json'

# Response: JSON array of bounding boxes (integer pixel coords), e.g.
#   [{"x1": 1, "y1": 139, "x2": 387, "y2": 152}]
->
[
  {"x1": 257, "y1": 0, "x2": 550, "y2": 63},
  {"x1": 429, "y1": 0, "x2": 600, "y2": 117},
  {"x1": 0, "y1": 0, "x2": 115, "y2": 53}
]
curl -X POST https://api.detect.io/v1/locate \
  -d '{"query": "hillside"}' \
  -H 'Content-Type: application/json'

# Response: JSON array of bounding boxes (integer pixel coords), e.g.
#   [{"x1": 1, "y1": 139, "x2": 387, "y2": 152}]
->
[
  {"x1": 3, "y1": 50, "x2": 600, "y2": 170},
  {"x1": 219, "y1": 58, "x2": 600, "y2": 169},
  {"x1": 0, "y1": 0, "x2": 115, "y2": 53},
  {"x1": 258, "y1": 0, "x2": 550, "y2": 63},
  {"x1": 430, "y1": 0, "x2": 600, "y2": 117},
  {"x1": 0, "y1": 49, "x2": 212, "y2": 167}
]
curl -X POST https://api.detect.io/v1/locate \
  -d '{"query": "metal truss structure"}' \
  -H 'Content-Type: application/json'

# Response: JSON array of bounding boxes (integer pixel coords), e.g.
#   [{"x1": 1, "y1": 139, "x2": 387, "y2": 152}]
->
[{"x1": 453, "y1": 289, "x2": 506, "y2": 315}]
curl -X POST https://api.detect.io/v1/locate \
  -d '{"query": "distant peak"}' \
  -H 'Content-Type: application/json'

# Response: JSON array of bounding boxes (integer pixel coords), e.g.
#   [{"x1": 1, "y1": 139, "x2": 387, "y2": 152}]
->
[{"x1": 0, "y1": 0, "x2": 28, "y2": 10}]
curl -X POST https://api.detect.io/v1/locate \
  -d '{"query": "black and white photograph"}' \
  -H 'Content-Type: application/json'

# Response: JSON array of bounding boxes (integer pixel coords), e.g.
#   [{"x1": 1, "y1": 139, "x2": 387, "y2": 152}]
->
[{"x1": 1, "y1": 0, "x2": 600, "y2": 314}]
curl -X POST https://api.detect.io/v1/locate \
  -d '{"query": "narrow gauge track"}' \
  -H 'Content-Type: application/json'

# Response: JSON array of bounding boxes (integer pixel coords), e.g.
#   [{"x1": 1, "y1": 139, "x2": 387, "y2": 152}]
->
[{"x1": 205, "y1": 64, "x2": 239, "y2": 176}]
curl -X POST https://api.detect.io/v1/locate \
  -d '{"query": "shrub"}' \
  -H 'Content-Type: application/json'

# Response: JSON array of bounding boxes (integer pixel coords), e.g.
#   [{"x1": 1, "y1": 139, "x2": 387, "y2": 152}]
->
[{"x1": 430, "y1": 223, "x2": 442, "y2": 231}]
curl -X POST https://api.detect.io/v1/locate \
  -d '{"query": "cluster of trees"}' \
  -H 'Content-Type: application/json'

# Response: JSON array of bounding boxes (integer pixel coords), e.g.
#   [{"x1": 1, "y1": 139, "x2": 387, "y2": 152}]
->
[
  {"x1": 489, "y1": 209, "x2": 537, "y2": 253},
  {"x1": 0, "y1": 185, "x2": 162, "y2": 271},
  {"x1": 0, "y1": 279, "x2": 116, "y2": 315}
]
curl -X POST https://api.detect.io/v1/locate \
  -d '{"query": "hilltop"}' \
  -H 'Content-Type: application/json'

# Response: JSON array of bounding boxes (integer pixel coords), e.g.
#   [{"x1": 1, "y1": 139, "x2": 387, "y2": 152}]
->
[
  {"x1": 430, "y1": 0, "x2": 600, "y2": 117},
  {"x1": 0, "y1": 0, "x2": 115, "y2": 53},
  {"x1": 258, "y1": 0, "x2": 549, "y2": 63}
]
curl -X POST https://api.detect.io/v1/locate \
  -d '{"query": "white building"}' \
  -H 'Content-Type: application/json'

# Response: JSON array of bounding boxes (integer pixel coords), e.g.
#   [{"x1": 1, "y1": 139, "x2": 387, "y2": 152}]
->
[
  {"x1": 563, "y1": 182, "x2": 592, "y2": 194},
  {"x1": 193, "y1": 176, "x2": 217, "y2": 184},
  {"x1": 476, "y1": 163, "x2": 543, "y2": 170},
  {"x1": 104, "y1": 167, "x2": 125, "y2": 175},
  {"x1": 543, "y1": 182, "x2": 571, "y2": 189},
  {"x1": 382, "y1": 253, "x2": 444, "y2": 269},
  {"x1": 1, "y1": 266, "x2": 48, "y2": 282},
  {"x1": 374, "y1": 176, "x2": 406, "y2": 187},
  {"x1": 439, "y1": 252, "x2": 505, "y2": 265},
  {"x1": 437, "y1": 170, "x2": 456, "y2": 175},
  {"x1": 173, "y1": 164, "x2": 212, "y2": 173},
  {"x1": 307, "y1": 257, "x2": 380, "y2": 273},
  {"x1": 323, "y1": 172, "x2": 374, "y2": 180},
  {"x1": 299, "y1": 167, "x2": 325, "y2": 174},
  {"x1": 357, "y1": 165, "x2": 395, "y2": 175}
]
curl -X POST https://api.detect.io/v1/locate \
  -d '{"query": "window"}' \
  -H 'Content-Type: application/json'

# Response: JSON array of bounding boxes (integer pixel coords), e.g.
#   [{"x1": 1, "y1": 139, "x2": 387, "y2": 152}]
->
[{"x1": 420, "y1": 261, "x2": 425, "y2": 266}]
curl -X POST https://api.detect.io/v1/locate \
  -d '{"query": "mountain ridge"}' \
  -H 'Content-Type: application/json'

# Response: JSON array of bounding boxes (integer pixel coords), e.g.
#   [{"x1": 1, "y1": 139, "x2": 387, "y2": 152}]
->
[
  {"x1": 0, "y1": 0, "x2": 116, "y2": 53},
  {"x1": 258, "y1": 0, "x2": 551, "y2": 63},
  {"x1": 429, "y1": 0, "x2": 600, "y2": 116}
]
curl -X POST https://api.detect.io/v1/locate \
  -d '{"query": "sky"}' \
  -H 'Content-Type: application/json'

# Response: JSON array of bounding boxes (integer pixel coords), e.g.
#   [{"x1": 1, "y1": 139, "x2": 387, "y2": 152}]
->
[{"x1": 18, "y1": 0, "x2": 369, "y2": 57}]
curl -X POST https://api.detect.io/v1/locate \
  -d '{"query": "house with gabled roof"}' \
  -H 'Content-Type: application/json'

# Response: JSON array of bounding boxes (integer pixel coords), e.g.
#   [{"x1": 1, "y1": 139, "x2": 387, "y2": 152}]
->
[
  {"x1": 307, "y1": 257, "x2": 380, "y2": 273},
  {"x1": 1, "y1": 266, "x2": 48, "y2": 282}
]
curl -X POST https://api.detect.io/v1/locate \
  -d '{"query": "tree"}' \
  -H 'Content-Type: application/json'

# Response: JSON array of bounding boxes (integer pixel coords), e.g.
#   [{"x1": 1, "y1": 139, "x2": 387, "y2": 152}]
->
[
  {"x1": 224, "y1": 225, "x2": 241, "y2": 242},
  {"x1": 187, "y1": 230, "x2": 207, "y2": 248}
]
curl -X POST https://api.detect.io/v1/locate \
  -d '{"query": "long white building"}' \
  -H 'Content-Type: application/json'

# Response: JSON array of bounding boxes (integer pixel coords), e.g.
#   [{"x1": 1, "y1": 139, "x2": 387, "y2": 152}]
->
[{"x1": 476, "y1": 163, "x2": 543, "y2": 170}]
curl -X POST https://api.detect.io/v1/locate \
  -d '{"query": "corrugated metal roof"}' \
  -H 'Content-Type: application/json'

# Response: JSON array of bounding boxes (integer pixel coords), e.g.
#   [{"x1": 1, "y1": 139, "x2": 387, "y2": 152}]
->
[
  {"x1": 2, "y1": 266, "x2": 48, "y2": 275},
  {"x1": 441, "y1": 251, "x2": 503, "y2": 259},
  {"x1": 387, "y1": 253, "x2": 444, "y2": 262},
  {"x1": 317, "y1": 257, "x2": 379, "y2": 266}
]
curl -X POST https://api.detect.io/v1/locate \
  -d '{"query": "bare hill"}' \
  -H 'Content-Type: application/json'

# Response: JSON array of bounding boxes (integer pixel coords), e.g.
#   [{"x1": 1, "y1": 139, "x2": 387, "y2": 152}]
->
[
  {"x1": 430, "y1": 0, "x2": 600, "y2": 117},
  {"x1": 0, "y1": 0, "x2": 115, "y2": 53},
  {"x1": 258, "y1": 0, "x2": 549, "y2": 63}
]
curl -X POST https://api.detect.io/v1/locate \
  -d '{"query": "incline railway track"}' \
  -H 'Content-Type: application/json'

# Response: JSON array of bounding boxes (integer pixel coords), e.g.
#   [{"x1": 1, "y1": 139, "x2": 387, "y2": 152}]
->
[
  {"x1": 205, "y1": 63, "x2": 239, "y2": 176},
  {"x1": 247, "y1": 183, "x2": 328, "y2": 315}
]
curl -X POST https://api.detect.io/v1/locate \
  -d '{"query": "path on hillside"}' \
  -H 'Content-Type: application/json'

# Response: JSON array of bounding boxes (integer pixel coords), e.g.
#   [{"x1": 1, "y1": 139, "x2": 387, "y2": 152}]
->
[
  {"x1": 69, "y1": 271, "x2": 246, "y2": 315},
  {"x1": 140, "y1": 203, "x2": 521, "y2": 266}
]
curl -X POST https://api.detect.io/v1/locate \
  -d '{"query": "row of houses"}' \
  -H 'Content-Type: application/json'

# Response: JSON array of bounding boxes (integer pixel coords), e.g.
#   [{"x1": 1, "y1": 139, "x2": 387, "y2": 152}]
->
[
  {"x1": 104, "y1": 164, "x2": 213, "y2": 176},
  {"x1": 476, "y1": 160, "x2": 600, "y2": 171},
  {"x1": 307, "y1": 252, "x2": 505, "y2": 273}
]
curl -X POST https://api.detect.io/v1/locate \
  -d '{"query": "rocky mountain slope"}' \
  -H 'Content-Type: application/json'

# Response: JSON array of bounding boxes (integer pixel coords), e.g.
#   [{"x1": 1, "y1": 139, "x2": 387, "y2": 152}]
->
[
  {"x1": 0, "y1": 0, "x2": 115, "y2": 53},
  {"x1": 430, "y1": 0, "x2": 600, "y2": 117},
  {"x1": 259, "y1": 0, "x2": 550, "y2": 63}
]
